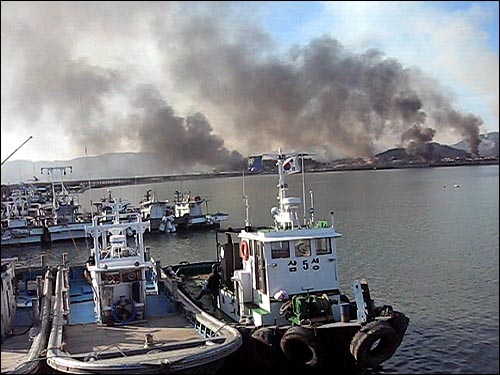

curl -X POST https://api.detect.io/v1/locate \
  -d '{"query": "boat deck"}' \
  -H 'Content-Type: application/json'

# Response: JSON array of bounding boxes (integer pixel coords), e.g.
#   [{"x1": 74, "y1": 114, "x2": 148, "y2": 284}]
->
[
  {"x1": 1, "y1": 303, "x2": 41, "y2": 373},
  {"x1": 180, "y1": 274, "x2": 230, "y2": 322},
  {"x1": 64, "y1": 274, "x2": 208, "y2": 358},
  {"x1": 1, "y1": 326, "x2": 33, "y2": 373},
  {"x1": 64, "y1": 315, "x2": 204, "y2": 357}
]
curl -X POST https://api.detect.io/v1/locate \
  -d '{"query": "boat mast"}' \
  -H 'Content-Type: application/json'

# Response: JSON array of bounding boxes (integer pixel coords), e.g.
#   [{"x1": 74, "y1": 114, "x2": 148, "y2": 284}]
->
[
  {"x1": 242, "y1": 169, "x2": 250, "y2": 227},
  {"x1": 40, "y1": 166, "x2": 73, "y2": 208},
  {"x1": 301, "y1": 154, "x2": 307, "y2": 226},
  {"x1": 277, "y1": 151, "x2": 287, "y2": 212}
]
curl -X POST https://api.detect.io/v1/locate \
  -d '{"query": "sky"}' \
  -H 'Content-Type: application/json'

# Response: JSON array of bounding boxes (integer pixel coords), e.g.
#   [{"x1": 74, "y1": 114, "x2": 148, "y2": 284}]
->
[{"x1": 1, "y1": 1, "x2": 498, "y2": 167}]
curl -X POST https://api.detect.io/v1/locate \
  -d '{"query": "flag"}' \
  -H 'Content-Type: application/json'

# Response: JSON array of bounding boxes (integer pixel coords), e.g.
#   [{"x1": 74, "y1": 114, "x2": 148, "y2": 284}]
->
[
  {"x1": 247, "y1": 155, "x2": 263, "y2": 173},
  {"x1": 283, "y1": 156, "x2": 301, "y2": 175}
]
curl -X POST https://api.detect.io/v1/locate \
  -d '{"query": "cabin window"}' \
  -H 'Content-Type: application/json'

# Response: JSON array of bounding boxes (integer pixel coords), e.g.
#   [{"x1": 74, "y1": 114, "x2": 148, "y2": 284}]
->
[
  {"x1": 271, "y1": 241, "x2": 290, "y2": 259},
  {"x1": 315, "y1": 238, "x2": 332, "y2": 255},
  {"x1": 294, "y1": 239, "x2": 311, "y2": 257}
]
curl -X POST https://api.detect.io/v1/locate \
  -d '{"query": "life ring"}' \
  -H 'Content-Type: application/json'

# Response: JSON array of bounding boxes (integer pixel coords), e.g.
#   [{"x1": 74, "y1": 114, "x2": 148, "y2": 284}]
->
[
  {"x1": 349, "y1": 320, "x2": 400, "y2": 367},
  {"x1": 239, "y1": 240, "x2": 250, "y2": 261},
  {"x1": 280, "y1": 326, "x2": 321, "y2": 367},
  {"x1": 111, "y1": 298, "x2": 136, "y2": 324},
  {"x1": 127, "y1": 272, "x2": 137, "y2": 281}
]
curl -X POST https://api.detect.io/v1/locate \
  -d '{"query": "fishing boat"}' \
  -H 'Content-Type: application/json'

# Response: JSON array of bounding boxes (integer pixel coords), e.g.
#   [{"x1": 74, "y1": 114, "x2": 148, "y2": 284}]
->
[
  {"x1": 1, "y1": 257, "x2": 54, "y2": 374},
  {"x1": 163, "y1": 152, "x2": 409, "y2": 371},
  {"x1": 170, "y1": 191, "x2": 228, "y2": 231},
  {"x1": 46, "y1": 202, "x2": 241, "y2": 374},
  {"x1": 138, "y1": 189, "x2": 171, "y2": 231}
]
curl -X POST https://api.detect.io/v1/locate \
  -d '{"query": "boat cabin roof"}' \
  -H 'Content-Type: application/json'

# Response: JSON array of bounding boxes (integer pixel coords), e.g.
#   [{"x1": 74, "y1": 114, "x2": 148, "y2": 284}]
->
[{"x1": 239, "y1": 227, "x2": 342, "y2": 242}]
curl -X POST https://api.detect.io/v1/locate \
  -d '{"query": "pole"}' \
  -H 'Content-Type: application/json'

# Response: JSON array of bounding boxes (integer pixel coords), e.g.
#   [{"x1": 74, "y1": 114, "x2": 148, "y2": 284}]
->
[
  {"x1": 301, "y1": 154, "x2": 306, "y2": 226},
  {"x1": 1, "y1": 136, "x2": 33, "y2": 166},
  {"x1": 242, "y1": 169, "x2": 250, "y2": 227}
]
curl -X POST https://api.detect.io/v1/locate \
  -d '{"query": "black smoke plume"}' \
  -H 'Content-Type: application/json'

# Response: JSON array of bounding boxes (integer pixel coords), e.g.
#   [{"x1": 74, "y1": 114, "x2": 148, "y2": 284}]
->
[{"x1": 2, "y1": 2, "x2": 484, "y2": 171}]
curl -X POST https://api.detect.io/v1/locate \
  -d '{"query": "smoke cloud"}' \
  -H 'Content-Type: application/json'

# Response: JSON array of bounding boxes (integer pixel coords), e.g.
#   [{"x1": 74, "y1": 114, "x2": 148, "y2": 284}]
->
[{"x1": 1, "y1": 2, "x2": 486, "y2": 170}]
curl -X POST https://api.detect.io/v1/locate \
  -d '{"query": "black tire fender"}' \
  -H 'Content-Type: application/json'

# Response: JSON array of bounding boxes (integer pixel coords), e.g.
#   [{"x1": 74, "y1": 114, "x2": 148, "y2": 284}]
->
[
  {"x1": 389, "y1": 311, "x2": 409, "y2": 346},
  {"x1": 350, "y1": 320, "x2": 400, "y2": 367},
  {"x1": 250, "y1": 327, "x2": 279, "y2": 368},
  {"x1": 280, "y1": 326, "x2": 321, "y2": 367}
]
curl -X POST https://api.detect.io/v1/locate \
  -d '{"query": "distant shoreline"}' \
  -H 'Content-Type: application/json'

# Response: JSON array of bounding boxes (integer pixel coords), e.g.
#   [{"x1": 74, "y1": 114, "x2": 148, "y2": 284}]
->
[{"x1": 2, "y1": 158, "x2": 498, "y2": 193}]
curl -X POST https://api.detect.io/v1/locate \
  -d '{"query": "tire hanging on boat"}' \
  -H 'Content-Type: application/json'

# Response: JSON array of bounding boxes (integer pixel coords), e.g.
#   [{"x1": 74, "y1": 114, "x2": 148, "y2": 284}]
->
[
  {"x1": 111, "y1": 298, "x2": 136, "y2": 324},
  {"x1": 388, "y1": 311, "x2": 410, "y2": 346},
  {"x1": 349, "y1": 320, "x2": 400, "y2": 367},
  {"x1": 280, "y1": 326, "x2": 321, "y2": 367},
  {"x1": 250, "y1": 327, "x2": 280, "y2": 368}
]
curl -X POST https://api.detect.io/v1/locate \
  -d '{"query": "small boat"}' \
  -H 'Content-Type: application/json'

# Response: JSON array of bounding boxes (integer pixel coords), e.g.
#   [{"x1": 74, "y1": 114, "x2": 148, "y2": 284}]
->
[
  {"x1": 1, "y1": 257, "x2": 54, "y2": 374},
  {"x1": 163, "y1": 152, "x2": 409, "y2": 371},
  {"x1": 171, "y1": 191, "x2": 228, "y2": 231},
  {"x1": 46, "y1": 202, "x2": 241, "y2": 374}
]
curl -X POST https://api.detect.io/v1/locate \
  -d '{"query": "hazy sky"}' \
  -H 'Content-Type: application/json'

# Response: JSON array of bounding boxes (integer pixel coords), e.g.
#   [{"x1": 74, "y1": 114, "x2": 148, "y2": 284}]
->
[{"x1": 1, "y1": 1, "x2": 498, "y2": 164}]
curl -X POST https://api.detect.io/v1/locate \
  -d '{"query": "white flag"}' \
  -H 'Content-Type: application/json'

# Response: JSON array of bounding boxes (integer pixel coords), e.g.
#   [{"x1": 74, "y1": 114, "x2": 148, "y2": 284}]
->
[{"x1": 282, "y1": 156, "x2": 301, "y2": 175}]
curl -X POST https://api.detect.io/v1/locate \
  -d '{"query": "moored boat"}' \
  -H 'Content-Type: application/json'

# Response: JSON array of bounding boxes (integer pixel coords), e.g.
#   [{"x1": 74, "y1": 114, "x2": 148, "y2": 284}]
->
[
  {"x1": 139, "y1": 189, "x2": 171, "y2": 231},
  {"x1": 1, "y1": 257, "x2": 54, "y2": 374},
  {"x1": 170, "y1": 191, "x2": 228, "y2": 231},
  {"x1": 163, "y1": 152, "x2": 409, "y2": 371},
  {"x1": 46, "y1": 202, "x2": 241, "y2": 374}
]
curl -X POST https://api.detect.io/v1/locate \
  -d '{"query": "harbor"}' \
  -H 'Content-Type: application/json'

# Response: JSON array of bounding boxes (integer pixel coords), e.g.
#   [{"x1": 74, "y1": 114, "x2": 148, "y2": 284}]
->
[
  {"x1": 1, "y1": 165, "x2": 498, "y2": 374},
  {"x1": 2, "y1": 2, "x2": 499, "y2": 373}
]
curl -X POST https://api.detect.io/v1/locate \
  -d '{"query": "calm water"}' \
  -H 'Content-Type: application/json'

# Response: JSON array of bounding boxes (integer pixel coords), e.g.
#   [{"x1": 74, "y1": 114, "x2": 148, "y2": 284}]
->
[{"x1": 4, "y1": 165, "x2": 499, "y2": 374}]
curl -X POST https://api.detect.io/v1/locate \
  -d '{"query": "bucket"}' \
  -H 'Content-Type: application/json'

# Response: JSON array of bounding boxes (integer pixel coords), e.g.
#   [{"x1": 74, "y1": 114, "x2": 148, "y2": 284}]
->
[{"x1": 339, "y1": 303, "x2": 350, "y2": 322}]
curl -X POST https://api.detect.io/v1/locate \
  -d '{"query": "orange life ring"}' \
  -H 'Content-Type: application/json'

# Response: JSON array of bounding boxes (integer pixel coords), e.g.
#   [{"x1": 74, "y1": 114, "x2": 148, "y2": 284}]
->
[{"x1": 239, "y1": 240, "x2": 250, "y2": 261}]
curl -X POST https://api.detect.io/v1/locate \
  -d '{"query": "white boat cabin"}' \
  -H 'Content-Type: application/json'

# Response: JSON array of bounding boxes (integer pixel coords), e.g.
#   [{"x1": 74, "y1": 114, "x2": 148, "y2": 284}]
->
[{"x1": 217, "y1": 153, "x2": 357, "y2": 327}]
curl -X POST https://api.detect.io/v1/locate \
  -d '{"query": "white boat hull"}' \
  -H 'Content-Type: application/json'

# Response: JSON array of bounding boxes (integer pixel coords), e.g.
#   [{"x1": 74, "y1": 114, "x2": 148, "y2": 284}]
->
[{"x1": 1, "y1": 223, "x2": 90, "y2": 246}]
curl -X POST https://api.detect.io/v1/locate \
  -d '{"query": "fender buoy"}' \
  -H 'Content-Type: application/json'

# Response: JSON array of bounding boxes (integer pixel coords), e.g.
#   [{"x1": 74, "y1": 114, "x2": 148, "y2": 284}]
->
[
  {"x1": 111, "y1": 298, "x2": 136, "y2": 324},
  {"x1": 239, "y1": 240, "x2": 250, "y2": 261},
  {"x1": 349, "y1": 320, "x2": 400, "y2": 367},
  {"x1": 280, "y1": 326, "x2": 321, "y2": 367}
]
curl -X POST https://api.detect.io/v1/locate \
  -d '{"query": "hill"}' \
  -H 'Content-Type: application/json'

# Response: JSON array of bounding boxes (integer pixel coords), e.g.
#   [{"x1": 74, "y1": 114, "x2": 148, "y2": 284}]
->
[
  {"x1": 452, "y1": 132, "x2": 499, "y2": 157},
  {"x1": 375, "y1": 142, "x2": 472, "y2": 164},
  {"x1": 2, "y1": 132, "x2": 498, "y2": 184}
]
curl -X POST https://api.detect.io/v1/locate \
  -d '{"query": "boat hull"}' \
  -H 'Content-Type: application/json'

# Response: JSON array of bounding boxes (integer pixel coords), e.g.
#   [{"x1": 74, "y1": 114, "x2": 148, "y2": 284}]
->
[
  {"x1": 46, "y1": 262, "x2": 242, "y2": 374},
  {"x1": 1, "y1": 224, "x2": 89, "y2": 246}
]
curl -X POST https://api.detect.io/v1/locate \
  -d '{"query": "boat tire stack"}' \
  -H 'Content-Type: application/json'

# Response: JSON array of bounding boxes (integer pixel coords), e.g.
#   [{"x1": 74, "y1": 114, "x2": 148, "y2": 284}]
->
[
  {"x1": 349, "y1": 319, "x2": 401, "y2": 367},
  {"x1": 280, "y1": 326, "x2": 321, "y2": 367}
]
